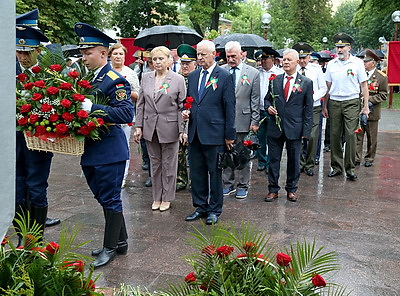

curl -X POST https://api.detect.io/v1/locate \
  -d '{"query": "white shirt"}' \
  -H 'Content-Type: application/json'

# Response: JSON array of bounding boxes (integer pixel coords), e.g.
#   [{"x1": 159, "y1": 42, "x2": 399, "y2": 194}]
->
[
  {"x1": 198, "y1": 62, "x2": 217, "y2": 92},
  {"x1": 366, "y1": 67, "x2": 376, "y2": 80},
  {"x1": 258, "y1": 65, "x2": 284, "y2": 109},
  {"x1": 283, "y1": 73, "x2": 296, "y2": 99},
  {"x1": 325, "y1": 55, "x2": 368, "y2": 101},
  {"x1": 297, "y1": 63, "x2": 327, "y2": 106}
]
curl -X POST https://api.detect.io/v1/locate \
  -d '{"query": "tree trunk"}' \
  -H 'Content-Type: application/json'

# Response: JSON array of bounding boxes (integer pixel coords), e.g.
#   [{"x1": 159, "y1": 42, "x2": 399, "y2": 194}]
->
[{"x1": 211, "y1": 11, "x2": 219, "y2": 31}]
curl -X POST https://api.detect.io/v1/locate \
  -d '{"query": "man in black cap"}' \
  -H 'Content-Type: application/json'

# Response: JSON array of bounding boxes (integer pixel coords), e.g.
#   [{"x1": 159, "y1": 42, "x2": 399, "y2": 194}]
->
[
  {"x1": 322, "y1": 33, "x2": 370, "y2": 181},
  {"x1": 256, "y1": 47, "x2": 283, "y2": 172},
  {"x1": 356, "y1": 49, "x2": 388, "y2": 167},
  {"x1": 74, "y1": 23, "x2": 134, "y2": 268},
  {"x1": 292, "y1": 42, "x2": 327, "y2": 176}
]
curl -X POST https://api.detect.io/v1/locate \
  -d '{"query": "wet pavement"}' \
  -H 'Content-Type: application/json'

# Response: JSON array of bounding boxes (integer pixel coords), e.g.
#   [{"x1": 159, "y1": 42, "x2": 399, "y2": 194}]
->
[{"x1": 15, "y1": 110, "x2": 400, "y2": 295}]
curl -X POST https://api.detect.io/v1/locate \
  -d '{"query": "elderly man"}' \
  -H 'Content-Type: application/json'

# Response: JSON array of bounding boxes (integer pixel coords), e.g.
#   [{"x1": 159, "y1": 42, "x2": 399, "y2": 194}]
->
[
  {"x1": 256, "y1": 48, "x2": 284, "y2": 173},
  {"x1": 221, "y1": 41, "x2": 260, "y2": 199},
  {"x1": 356, "y1": 49, "x2": 388, "y2": 167},
  {"x1": 74, "y1": 23, "x2": 134, "y2": 268},
  {"x1": 184, "y1": 40, "x2": 236, "y2": 225},
  {"x1": 322, "y1": 33, "x2": 370, "y2": 181},
  {"x1": 264, "y1": 49, "x2": 313, "y2": 202},
  {"x1": 292, "y1": 42, "x2": 327, "y2": 176}
]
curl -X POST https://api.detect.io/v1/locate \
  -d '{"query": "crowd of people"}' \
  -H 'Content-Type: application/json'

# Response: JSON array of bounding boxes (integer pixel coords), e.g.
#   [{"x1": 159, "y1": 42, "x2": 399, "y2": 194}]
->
[{"x1": 13, "y1": 8, "x2": 388, "y2": 268}]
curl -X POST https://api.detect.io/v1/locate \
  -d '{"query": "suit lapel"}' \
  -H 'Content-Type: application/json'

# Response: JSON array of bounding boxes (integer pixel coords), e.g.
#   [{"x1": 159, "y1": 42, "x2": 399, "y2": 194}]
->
[
  {"x1": 235, "y1": 64, "x2": 245, "y2": 95},
  {"x1": 287, "y1": 73, "x2": 302, "y2": 102},
  {"x1": 275, "y1": 74, "x2": 285, "y2": 102}
]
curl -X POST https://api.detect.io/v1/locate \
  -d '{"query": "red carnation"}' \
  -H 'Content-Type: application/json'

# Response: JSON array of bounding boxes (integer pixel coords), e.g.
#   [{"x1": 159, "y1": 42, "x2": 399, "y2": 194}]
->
[
  {"x1": 269, "y1": 74, "x2": 277, "y2": 80},
  {"x1": 276, "y1": 252, "x2": 292, "y2": 266},
  {"x1": 72, "y1": 94, "x2": 85, "y2": 102},
  {"x1": 49, "y1": 113, "x2": 59, "y2": 122},
  {"x1": 35, "y1": 125, "x2": 46, "y2": 135},
  {"x1": 202, "y1": 245, "x2": 216, "y2": 256},
  {"x1": 49, "y1": 64, "x2": 62, "y2": 72},
  {"x1": 78, "y1": 80, "x2": 92, "y2": 89},
  {"x1": 17, "y1": 73, "x2": 28, "y2": 82},
  {"x1": 184, "y1": 272, "x2": 196, "y2": 283},
  {"x1": 87, "y1": 121, "x2": 97, "y2": 131},
  {"x1": 186, "y1": 96, "x2": 194, "y2": 104},
  {"x1": 56, "y1": 123, "x2": 68, "y2": 135},
  {"x1": 63, "y1": 260, "x2": 84, "y2": 273},
  {"x1": 18, "y1": 117, "x2": 28, "y2": 126},
  {"x1": 20, "y1": 104, "x2": 31, "y2": 113},
  {"x1": 243, "y1": 242, "x2": 258, "y2": 252},
  {"x1": 32, "y1": 93, "x2": 43, "y2": 101},
  {"x1": 46, "y1": 242, "x2": 60, "y2": 255},
  {"x1": 46, "y1": 87, "x2": 59, "y2": 95},
  {"x1": 24, "y1": 82, "x2": 35, "y2": 90},
  {"x1": 85, "y1": 279, "x2": 96, "y2": 291},
  {"x1": 41, "y1": 103, "x2": 53, "y2": 112},
  {"x1": 243, "y1": 140, "x2": 253, "y2": 147},
  {"x1": 354, "y1": 127, "x2": 363, "y2": 134},
  {"x1": 68, "y1": 71, "x2": 79, "y2": 79},
  {"x1": 184, "y1": 102, "x2": 192, "y2": 110},
  {"x1": 59, "y1": 82, "x2": 73, "y2": 90},
  {"x1": 97, "y1": 118, "x2": 104, "y2": 126},
  {"x1": 61, "y1": 99, "x2": 72, "y2": 108},
  {"x1": 34, "y1": 80, "x2": 46, "y2": 88},
  {"x1": 30, "y1": 114, "x2": 39, "y2": 124},
  {"x1": 78, "y1": 125, "x2": 90, "y2": 135},
  {"x1": 62, "y1": 112, "x2": 74, "y2": 122},
  {"x1": 1, "y1": 236, "x2": 9, "y2": 246},
  {"x1": 77, "y1": 110, "x2": 89, "y2": 119},
  {"x1": 312, "y1": 274, "x2": 327, "y2": 287},
  {"x1": 31, "y1": 66, "x2": 41, "y2": 73},
  {"x1": 216, "y1": 245, "x2": 234, "y2": 258}
]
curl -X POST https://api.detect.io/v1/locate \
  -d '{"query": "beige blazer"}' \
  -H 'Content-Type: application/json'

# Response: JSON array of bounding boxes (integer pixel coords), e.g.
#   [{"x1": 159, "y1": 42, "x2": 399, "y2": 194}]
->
[{"x1": 136, "y1": 70, "x2": 186, "y2": 143}]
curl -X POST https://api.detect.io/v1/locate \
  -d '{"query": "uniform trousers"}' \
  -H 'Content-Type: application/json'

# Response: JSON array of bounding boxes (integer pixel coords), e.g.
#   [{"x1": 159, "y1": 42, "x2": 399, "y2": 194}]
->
[
  {"x1": 189, "y1": 134, "x2": 224, "y2": 216},
  {"x1": 223, "y1": 132, "x2": 251, "y2": 190},
  {"x1": 301, "y1": 105, "x2": 321, "y2": 170},
  {"x1": 356, "y1": 120, "x2": 379, "y2": 163},
  {"x1": 146, "y1": 132, "x2": 179, "y2": 202},
  {"x1": 329, "y1": 98, "x2": 359, "y2": 175},
  {"x1": 82, "y1": 161, "x2": 125, "y2": 212},
  {"x1": 121, "y1": 124, "x2": 132, "y2": 181}
]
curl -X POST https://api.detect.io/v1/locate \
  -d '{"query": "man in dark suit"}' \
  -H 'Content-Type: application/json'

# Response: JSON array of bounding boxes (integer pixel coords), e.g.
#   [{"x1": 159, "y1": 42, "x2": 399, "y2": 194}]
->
[
  {"x1": 75, "y1": 23, "x2": 134, "y2": 268},
  {"x1": 264, "y1": 49, "x2": 313, "y2": 202},
  {"x1": 184, "y1": 40, "x2": 236, "y2": 225}
]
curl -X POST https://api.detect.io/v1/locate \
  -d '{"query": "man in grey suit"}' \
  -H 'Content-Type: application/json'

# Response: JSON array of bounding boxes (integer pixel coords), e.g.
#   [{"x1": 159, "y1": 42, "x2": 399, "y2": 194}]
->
[{"x1": 221, "y1": 41, "x2": 260, "y2": 199}]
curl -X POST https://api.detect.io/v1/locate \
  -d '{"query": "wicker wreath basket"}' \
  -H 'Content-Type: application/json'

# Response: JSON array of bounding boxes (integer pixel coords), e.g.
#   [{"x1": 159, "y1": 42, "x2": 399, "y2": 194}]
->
[{"x1": 24, "y1": 131, "x2": 84, "y2": 156}]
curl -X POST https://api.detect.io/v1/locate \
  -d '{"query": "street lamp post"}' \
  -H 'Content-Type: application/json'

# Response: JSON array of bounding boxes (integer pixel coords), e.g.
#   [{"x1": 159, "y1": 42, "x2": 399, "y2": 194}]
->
[
  {"x1": 389, "y1": 11, "x2": 400, "y2": 108},
  {"x1": 261, "y1": 13, "x2": 271, "y2": 40},
  {"x1": 322, "y1": 36, "x2": 328, "y2": 50}
]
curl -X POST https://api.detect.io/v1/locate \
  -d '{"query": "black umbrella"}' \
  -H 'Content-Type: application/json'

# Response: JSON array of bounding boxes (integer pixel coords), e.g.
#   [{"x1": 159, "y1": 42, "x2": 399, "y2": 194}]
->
[
  {"x1": 61, "y1": 44, "x2": 81, "y2": 57},
  {"x1": 133, "y1": 25, "x2": 203, "y2": 49},
  {"x1": 213, "y1": 33, "x2": 272, "y2": 50}
]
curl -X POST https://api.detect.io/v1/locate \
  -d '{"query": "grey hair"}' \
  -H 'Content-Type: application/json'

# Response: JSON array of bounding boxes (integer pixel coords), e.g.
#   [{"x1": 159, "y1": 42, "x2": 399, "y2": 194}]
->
[
  {"x1": 225, "y1": 41, "x2": 241, "y2": 52},
  {"x1": 197, "y1": 40, "x2": 215, "y2": 52},
  {"x1": 283, "y1": 48, "x2": 299, "y2": 60}
]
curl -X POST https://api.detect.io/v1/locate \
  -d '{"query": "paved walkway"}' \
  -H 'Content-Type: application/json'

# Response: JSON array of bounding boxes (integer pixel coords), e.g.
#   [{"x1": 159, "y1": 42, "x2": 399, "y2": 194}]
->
[{"x1": 11, "y1": 110, "x2": 400, "y2": 295}]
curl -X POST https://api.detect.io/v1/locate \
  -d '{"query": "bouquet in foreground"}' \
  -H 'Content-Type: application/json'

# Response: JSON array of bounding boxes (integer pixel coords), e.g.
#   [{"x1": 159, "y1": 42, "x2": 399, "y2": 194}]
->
[
  {"x1": 16, "y1": 55, "x2": 105, "y2": 143},
  {"x1": 160, "y1": 222, "x2": 350, "y2": 296}
]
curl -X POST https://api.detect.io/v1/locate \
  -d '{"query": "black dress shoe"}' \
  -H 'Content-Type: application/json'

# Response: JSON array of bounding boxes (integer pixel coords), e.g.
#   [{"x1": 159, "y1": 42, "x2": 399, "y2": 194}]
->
[
  {"x1": 328, "y1": 170, "x2": 341, "y2": 177},
  {"x1": 45, "y1": 217, "x2": 61, "y2": 227},
  {"x1": 206, "y1": 214, "x2": 218, "y2": 225},
  {"x1": 145, "y1": 177, "x2": 152, "y2": 187},
  {"x1": 257, "y1": 165, "x2": 266, "y2": 171},
  {"x1": 92, "y1": 241, "x2": 128, "y2": 256},
  {"x1": 364, "y1": 161, "x2": 373, "y2": 167},
  {"x1": 305, "y1": 169, "x2": 314, "y2": 176},
  {"x1": 185, "y1": 211, "x2": 207, "y2": 222},
  {"x1": 91, "y1": 247, "x2": 117, "y2": 268},
  {"x1": 346, "y1": 174, "x2": 357, "y2": 181}
]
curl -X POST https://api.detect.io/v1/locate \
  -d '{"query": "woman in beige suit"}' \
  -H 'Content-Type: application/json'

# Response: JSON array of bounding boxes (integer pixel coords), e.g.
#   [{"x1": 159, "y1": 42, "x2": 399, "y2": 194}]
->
[{"x1": 134, "y1": 46, "x2": 186, "y2": 211}]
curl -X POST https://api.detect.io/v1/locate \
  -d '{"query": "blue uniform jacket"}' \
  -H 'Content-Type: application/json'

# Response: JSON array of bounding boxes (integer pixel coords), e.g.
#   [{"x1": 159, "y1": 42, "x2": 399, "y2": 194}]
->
[
  {"x1": 81, "y1": 63, "x2": 135, "y2": 166},
  {"x1": 187, "y1": 65, "x2": 236, "y2": 145}
]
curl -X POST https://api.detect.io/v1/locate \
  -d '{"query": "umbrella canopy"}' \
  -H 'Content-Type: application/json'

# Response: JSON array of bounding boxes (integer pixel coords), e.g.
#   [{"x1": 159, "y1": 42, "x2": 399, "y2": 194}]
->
[
  {"x1": 133, "y1": 25, "x2": 203, "y2": 49},
  {"x1": 213, "y1": 33, "x2": 272, "y2": 50},
  {"x1": 61, "y1": 44, "x2": 81, "y2": 57}
]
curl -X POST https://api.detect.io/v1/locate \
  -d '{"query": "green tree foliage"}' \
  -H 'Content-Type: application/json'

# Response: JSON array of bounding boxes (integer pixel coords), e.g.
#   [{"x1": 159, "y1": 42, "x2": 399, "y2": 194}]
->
[
  {"x1": 181, "y1": 0, "x2": 240, "y2": 36},
  {"x1": 16, "y1": 0, "x2": 107, "y2": 44},
  {"x1": 267, "y1": 0, "x2": 295, "y2": 48},
  {"x1": 110, "y1": 0, "x2": 180, "y2": 38},
  {"x1": 225, "y1": 1, "x2": 265, "y2": 36},
  {"x1": 352, "y1": 0, "x2": 397, "y2": 48},
  {"x1": 334, "y1": 0, "x2": 361, "y2": 48}
]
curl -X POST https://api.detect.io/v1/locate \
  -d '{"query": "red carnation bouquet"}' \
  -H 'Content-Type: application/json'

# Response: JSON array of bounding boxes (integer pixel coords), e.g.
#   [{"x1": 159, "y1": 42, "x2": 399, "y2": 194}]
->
[{"x1": 16, "y1": 60, "x2": 105, "y2": 143}]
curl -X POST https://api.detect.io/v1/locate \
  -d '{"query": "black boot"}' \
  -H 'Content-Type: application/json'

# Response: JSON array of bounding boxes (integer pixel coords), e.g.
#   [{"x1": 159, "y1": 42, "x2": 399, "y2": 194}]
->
[
  {"x1": 92, "y1": 211, "x2": 123, "y2": 268},
  {"x1": 30, "y1": 205, "x2": 48, "y2": 238},
  {"x1": 91, "y1": 215, "x2": 128, "y2": 256}
]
